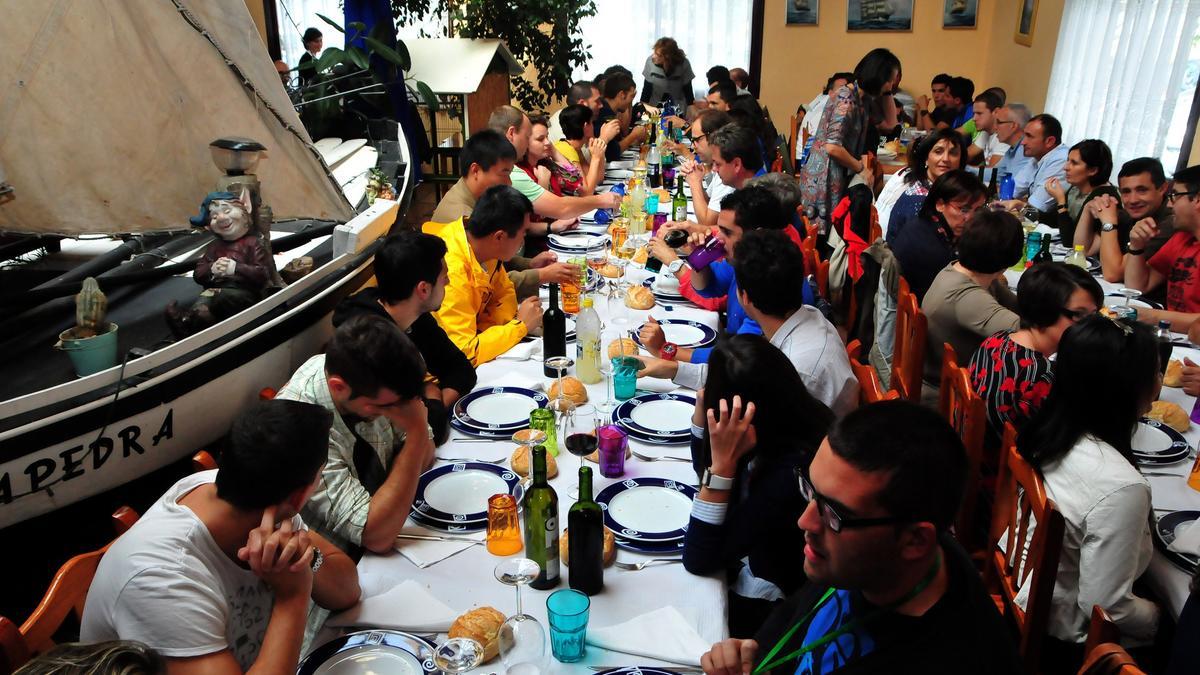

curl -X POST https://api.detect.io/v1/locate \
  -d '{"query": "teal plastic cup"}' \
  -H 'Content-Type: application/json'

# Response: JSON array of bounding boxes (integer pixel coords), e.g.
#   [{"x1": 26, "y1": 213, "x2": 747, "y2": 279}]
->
[
  {"x1": 546, "y1": 589, "x2": 590, "y2": 662},
  {"x1": 612, "y1": 356, "x2": 640, "y2": 400}
]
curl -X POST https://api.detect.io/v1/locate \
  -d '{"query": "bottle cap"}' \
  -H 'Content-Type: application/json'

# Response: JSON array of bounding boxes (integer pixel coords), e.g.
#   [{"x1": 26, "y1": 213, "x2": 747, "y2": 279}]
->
[
  {"x1": 1074, "y1": 245, "x2": 1084, "y2": 251},
  {"x1": 582, "y1": 297, "x2": 593, "y2": 308}
]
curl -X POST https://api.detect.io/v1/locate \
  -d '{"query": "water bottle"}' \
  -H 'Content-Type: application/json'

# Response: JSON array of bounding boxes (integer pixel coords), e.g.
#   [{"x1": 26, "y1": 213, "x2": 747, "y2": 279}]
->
[
  {"x1": 999, "y1": 172, "x2": 1015, "y2": 201},
  {"x1": 1064, "y1": 245, "x2": 1089, "y2": 269}
]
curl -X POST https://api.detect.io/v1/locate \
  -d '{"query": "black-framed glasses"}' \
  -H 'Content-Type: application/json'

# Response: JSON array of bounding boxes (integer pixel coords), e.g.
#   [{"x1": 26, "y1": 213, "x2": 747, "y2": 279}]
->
[
  {"x1": 795, "y1": 469, "x2": 910, "y2": 533},
  {"x1": 1168, "y1": 189, "x2": 1200, "y2": 204},
  {"x1": 1061, "y1": 307, "x2": 1094, "y2": 323},
  {"x1": 690, "y1": 132, "x2": 706, "y2": 143}
]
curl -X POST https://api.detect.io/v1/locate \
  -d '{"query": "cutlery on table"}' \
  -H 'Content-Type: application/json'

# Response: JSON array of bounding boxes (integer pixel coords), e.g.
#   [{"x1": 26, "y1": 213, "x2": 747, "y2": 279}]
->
[
  {"x1": 614, "y1": 558, "x2": 684, "y2": 571},
  {"x1": 588, "y1": 667, "x2": 702, "y2": 673},
  {"x1": 1141, "y1": 471, "x2": 1183, "y2": 477},
  {"x1": 437, "y1": 457, "x2": 505, "y2": 463},
  {"x1": 396, "y1": 533, "x2": 483, "y2": 545},
  {"x1": 630, "y1": 449, "x2": 692, "y2": 463}
]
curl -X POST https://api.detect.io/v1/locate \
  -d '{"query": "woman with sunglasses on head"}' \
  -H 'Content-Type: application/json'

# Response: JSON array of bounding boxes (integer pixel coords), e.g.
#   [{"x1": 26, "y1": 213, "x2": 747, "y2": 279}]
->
[
  {"x1": 967, "y1": 262, "x2": 1102, "y2": 445},
  {"x1": 1016, "y1": 315, "x2": 1161, "y2": 667},
  {"x1": 877, "y1": 128, "x2": 969, "y2": 239},
  {"x1": 889, "y1": 169, "x2": 988, "y2": 302},
  {"x1": 682, "y1": 334, "x2": 834, "y2": 639}
]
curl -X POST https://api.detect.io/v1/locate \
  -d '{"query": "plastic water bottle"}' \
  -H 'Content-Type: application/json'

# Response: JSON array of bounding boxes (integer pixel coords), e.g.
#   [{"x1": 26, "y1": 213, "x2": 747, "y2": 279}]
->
[
  {"x1": 575, "y1": 297, "x2": 601, "y2": 384},
  {"x1": 1064, "y1": 244, "x2": 1089, "y2": 269},
  {"x1": 999, "y1": 172, "x2": 1015, "y2": 201}
]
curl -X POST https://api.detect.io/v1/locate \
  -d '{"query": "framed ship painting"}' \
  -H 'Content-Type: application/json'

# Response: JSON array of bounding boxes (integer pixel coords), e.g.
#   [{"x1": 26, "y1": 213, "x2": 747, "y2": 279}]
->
[
  {"x1": 1016, "y1": 0, "x2": 1038, "y2": 46},
  {"x1": 848, "y1": 0, "x2": 913, "y2": 32},
  {"x1": 943, "y1": 0, "x2": 977, "y2": 28},
  {"x1": 786, "y1": 0, "x2": 819, "y2": 26}
]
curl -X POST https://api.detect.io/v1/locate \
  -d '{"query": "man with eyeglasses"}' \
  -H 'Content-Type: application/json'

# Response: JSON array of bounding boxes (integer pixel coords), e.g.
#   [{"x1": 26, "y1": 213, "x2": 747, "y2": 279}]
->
[
  {"x1": 992, "y1": 103, "x2": 1035, "y2": 197},
  {"x1": 669, "y1": 109, "x2": 735, "y2": 230},
  {"x1": 700, "y1": 401, "x2": 1022, "y2": 675},
  {"x1": 1126, "y1": 164, "x2": 1200, "y2": 332}
]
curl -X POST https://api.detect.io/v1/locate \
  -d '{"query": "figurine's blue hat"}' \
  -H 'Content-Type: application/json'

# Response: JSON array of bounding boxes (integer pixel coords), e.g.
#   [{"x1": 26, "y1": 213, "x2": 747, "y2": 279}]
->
[{"x1": 189, "y1": 191, "x2": 238, "y2": 228}]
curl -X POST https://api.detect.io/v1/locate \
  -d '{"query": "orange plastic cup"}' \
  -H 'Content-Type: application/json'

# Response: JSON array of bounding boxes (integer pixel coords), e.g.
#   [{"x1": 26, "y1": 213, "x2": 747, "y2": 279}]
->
[{"x1": 486, "y1": 494, "x2": 523, "y2": 555}]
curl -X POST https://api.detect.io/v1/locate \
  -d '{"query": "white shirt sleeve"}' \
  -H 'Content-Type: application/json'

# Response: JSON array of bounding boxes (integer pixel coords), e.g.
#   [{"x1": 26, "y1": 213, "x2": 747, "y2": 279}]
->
[
  {"x1": 1077, "y1": 483, "x2": 1160, "y2": 642},
  {"x1": 108, "y1": 568, "x2": 231, "y2": 659}
]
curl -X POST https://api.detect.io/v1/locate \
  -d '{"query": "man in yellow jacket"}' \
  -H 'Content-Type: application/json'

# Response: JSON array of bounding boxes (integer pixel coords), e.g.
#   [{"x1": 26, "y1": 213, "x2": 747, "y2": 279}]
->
[{"x1": 424, "y1": 185, "x2": 544, "y2": 365}]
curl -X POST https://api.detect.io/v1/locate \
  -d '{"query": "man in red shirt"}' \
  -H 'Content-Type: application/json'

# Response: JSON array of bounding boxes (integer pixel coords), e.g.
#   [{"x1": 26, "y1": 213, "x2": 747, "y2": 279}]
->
[{"x1": 1125, "y1": 164, "x2": 1200, "y2": 331}]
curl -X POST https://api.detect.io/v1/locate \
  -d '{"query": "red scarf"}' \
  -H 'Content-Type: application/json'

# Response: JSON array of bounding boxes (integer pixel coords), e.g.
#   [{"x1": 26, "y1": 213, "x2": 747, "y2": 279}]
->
[{"x1": 832, "y1": 196, "x2": 869, "y2": 281}]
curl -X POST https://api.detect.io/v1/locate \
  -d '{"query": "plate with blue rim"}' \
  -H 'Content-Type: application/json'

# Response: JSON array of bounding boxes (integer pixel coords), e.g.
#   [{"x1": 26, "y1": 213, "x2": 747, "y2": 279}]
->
[
  {"x1": 452, "y1": 386, "x2": 548, "y2": 431},
  {"x1": 641, "y1": 276, "x2": 686, "y2": 300},
  {"x1": 596, "y1": 477, "x2": 697, "y2": 542},
  {"x1": 298, "y1": 629, "x2": 437, "y2": 675},
  {"x1": 449, "y1": 418, "x2": 519, "y2": 439},
  {"x1": 1153, "y1": 510, "x2": 1199, "y2": 574},
  {"x1": 548, "y1": 231, "x2": 609, "y2": 253},
  {"x1": 629, "y1": 318, "x2": 717, "y2": 350},
  {"x1": 1133, "y1": 418, "x2": 1191, "y2": 465},
  {"x1": 412, "y1": 462, "x2": 521, "y2": 524},
  {"x1": 592, "y1": 667, "x2": 689, "y2": 675},
  {"x1": 614, "y1": 393, "x2": 696, "y2": 441}
]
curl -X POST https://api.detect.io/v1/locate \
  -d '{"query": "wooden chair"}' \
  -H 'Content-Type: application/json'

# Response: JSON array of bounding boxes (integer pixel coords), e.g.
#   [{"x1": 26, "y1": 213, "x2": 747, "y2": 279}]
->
[
  {"x1": 1078, "y1": 605, "x2": 1144, "y2": 674},
  {"x1": 938, "y1": 343, "x2": 988, "y2": 547},
  {"x1": 986, "y1": 424, "x2": 1066, "y2": 674},
  {"x1": 0, "y1": 616, "x2": 30, "y2": 675},
  {"x1": 1083, "y1": 605, "x2": 1120, "y2": 661},
  {"x1": 891, "y1": 283, "x2": 926, "y2": 401},
  {"x1": 19, "y1": 547, "x2": 109, "y2": 657},
  {"x1": 846, "y1": 340, "x2": 898, "y2": 405},
  {"x1": 110, "y1": 505, "x2": 138, "y2": 536},
  {"x1": 192, "y1": 450, "x2": 218, "y2": 473},
  {"x1": 816, "y1": 259, "x2": 829, "y2": 300},
  {"x1": 259, "y1": 387, "x2": 277, "y2": 400},
  {"x1": 800, "y1": 235, "x2": 818, "y2": 278},
  {"x1": 788, "y1": 114, "x2": 800, "y2": 171}
]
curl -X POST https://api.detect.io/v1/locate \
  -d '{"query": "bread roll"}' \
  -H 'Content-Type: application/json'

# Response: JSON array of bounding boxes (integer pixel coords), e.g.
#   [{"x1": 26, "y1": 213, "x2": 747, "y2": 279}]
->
[
  {"x1": 625, "y1": 286, "x2": 655, "y2": 310},
  {"x1": 548, "y1": 376, "x2": 588, "y2": 405},
  {"x1": 1149, "y1": 400, "x2": 1190, "y2": 433},
  {"x1": 511, "y1": 444, "x2": 558, "y2": 478},
  {"x1": 559, "y1": 526, "x2": 617, "y2": 567},
  {"x1": 599, "y1": 263, "x2": 622, "y2": 278},
  {"x1": 632, "y1": 247, "x2": 649, "y2": 265},
  {"x1": 607, "y1": 337, "x2": 639, "y2": 358},
  {"x1": 448, "y1": 606, "x2": 506, "y2": 662},
  {"x1": 1164, "y1": 359, "x2": 1184, "y2": 387}
]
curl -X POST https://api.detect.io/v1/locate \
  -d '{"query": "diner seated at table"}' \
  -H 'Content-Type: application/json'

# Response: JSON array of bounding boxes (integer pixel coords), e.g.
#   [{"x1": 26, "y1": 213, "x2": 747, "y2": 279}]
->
[
  {"x1": 548, "y1": 80, "x2": 619, "y2": 166},
  {"x1": 1016, "y1": 315, "x2": 1160, "y2": 666},
  {"x1": 964, "y1": 90, "x2": 1009, "y2": 167},
  {"x1": 913, "y1": 72, "x2": 955, "y2": 131},
  {"x1": 877, "y1": 128, "x2": 968, "y2": 238},
  {"x1": 425, "y1": 185, "x2": 544, "y2": 365},
  {"x1": 966, "y1": 262, "x2": 1102, "y2": 445},
  {"x1": 995, "y1": 113, "x2": 1069, "y2": 216},
  {"x1": 888, "y1": 169, "x2": 988, "y2": 302},
  {"x1": 921, "y1": 210, "x2": 1023, "y2": 395},
  {"x1": 596, "y1": 71, "x2": 648, "y2": 161},
  {"x1": 682, "y1": 334, "x2": 835, "y2": 639},
  {"x1": 673, "y1": 109, "x2": 734, "y2": 229},
  {"x1": 277, "y1": 316, "x2": 434, "y2": 555},
  {"x1": 745, "y1": 171, "x2": 808, "y2": 244},
  {"x1": 993, "y1": 103, "x2": 1035, "y2": 189},
  {"x1": 332, "y1": 231, "x2": 477, "y2": 445},
  {"x1": 552, "y1": 104, "x2": 607, "y2": 195},
  {"x1": 1045, "y1": 138, "x2": 1119, "y2": 245},
  {"x1": 947, "y1": 77, "x2": 976, "y2": 133},
  {"x1": 523, "y1": 112, "x2": 603, "y2": 199},
  {"x1": 80, "y1": 399, "x2": 361, "y2": 674},
  {"x1": 1124, "y1": 164, "x2": 1200, "y2": 330},
  {"x1": 700, "y1": 400, "x2": 1023, "y2": 675},
  {"x1": 706, "y1": 81, "x2": 737, "y2": 112},
  {"x1": 1088, "y1": 157, "x2": 1176, "y2": 284}
]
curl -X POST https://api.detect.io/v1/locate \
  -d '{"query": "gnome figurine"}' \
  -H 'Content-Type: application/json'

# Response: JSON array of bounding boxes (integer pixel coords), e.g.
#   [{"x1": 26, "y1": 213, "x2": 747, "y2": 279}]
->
[{"x1": 165, "y1": 188, "x2": 270, "y2": 337}]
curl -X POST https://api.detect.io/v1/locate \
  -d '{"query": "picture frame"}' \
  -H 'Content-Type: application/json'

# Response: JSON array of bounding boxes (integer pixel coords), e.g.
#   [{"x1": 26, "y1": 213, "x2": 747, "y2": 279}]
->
[
  {"x1": 943, "y1": 0, "x2": 977, "y2": 29},
  {"x1": 847, "y1": 0, "x2": 913, "y2": 32},
  {"x1": 786, "y1": 0, "x2": 819, "y2": 26},
  {"x1": 1015, "y1": 0, "x2": 1038, "y2": 46}
]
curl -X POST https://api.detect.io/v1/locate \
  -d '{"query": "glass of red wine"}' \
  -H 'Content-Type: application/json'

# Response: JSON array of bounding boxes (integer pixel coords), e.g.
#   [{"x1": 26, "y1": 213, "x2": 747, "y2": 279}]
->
[{"x1": 563, "y1": 403, "x2": 598, "y2": 500}]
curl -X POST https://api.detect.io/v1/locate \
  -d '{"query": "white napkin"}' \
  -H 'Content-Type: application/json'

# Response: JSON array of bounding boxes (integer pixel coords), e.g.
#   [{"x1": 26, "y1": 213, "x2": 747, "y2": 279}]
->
[
  {"x1": 636, "y1": 377, "x2": 681, "y2": 394},
  {"x1": 395, "y1": 523, "x2": 485, "y2": 568},
  {"x1": 1168, "y1": 519, "x2": 1200, "y2": 555},
  {"x1": 327, "y1": 578, "x2": 459, "y2": 631},
  {"x1": 586, "y1": 606, "x2": 709, "y2": 666},
  {"x1": 499, "y1": 340, "x2": 542, "y2": 361}
]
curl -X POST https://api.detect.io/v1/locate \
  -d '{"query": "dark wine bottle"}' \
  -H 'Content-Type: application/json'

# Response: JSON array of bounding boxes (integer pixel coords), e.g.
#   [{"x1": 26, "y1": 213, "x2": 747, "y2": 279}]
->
[
  {"x1": 1035, "y1": 233, "x2": 1052, "y2": 264},
  {"x1": 523, "y1": 445, "x2": 561, "y2": 589},
  {"x1": 543, "y1": 283, "x2": 566, "y2": 377},
  {"x1": 987, "y1": 166, "x2": 998, "y2": 199},
  {"x1": 568, "y1": 466, "x2": 604, "y2": 595}
]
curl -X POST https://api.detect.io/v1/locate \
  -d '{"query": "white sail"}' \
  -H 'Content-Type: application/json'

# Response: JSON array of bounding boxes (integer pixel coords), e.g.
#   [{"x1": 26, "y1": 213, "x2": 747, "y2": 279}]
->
[{"x1": 0, "y1": 0, "x2": 354, "y2": 235}]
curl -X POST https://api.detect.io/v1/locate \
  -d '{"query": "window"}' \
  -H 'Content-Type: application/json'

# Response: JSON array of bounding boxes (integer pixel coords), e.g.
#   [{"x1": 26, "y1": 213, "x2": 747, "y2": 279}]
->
[{"x1": 276, "y1": 0, "x2": 446, "y2": 74}]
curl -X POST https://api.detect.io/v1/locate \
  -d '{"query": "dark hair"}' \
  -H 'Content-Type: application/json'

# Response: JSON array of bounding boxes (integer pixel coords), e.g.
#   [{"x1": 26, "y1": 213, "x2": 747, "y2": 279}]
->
[
  {"x1": 459, "y1": 129, "x2": 517, "y2": 178},
  {"x1": 695, "y1": 109, "x2": 733, "y2": 135},
  {"x1": 527, "y1": 112, "x2": 549, "y2": 129},
  {"x1": 704, "y1": 334, "x2": 834, "y2": 466},
  {"x1": 566, "y1": 80, "x2": 598, "y2": 105},
  {"x1": 827, "y1": 400, "x2": 967, "y2": 531},
  {"x1": 1019, "y1": 315, "x2": 1159, "y2": 468},
  {"x1": 706, "y1": 65, "x2": 731, "y2": 84},
  {"x1": 302, "y1": 27, "x2": 323, "y2": 44},
  {"x1": 918, "y1": 170, "x2": 988, "y2": 224},
  {"x1": 973, "y1": 90, "x2": 1003, "y2": 112},
  {"x1": 1118, "y1": 157, "x2": 1168, "y2": 187},
  {"x1": 733, "y1": 229, "x2": 805, "y2": 316},
  {"x1": 853, "y1": 48, "x2": 901, "y2": 96},
  {"x1": 325, "y1": 315, "x2": 426, "y2": 400},
  {"x1": 931, "y1": 73, "x2": 954, "y2": 88},
  {"x1": 709, "y1": 81, "x2": 738, "y2": 105},
  {"x1": 374, "y1": 230, "x2": 447, "y2": 304},
  {"x1": 215, "y1": 399, "x2": 333, "y2": 510},
  {"x1": 466, "y1": 185, "x2": 533, "y2": 238},
  {"x1": 653, "y1": 37, "x2": 687, "y2": 74},
  {"x1": 904, "y1": 128, "x2": 968, "y2": 185},
  {"x1": 1029, "y1": 113, "x2": 1063, "y2": 147},
  {"x1": 708, "y1": 125, "x2": 763, "y2": 172},
  {"x1": 983, "y1": 86, "x2": 1007, "y2": 106},
  {"x1": 948, "y1": 76, "x2": 975, "y2": 104},
  {"x1": 721, "y1": 185, "x2": 785, "y2": 231},
  {"x1": 957, "y1": 210, "x2": 1024, "y2": 273},
  {"x1": 603, "y1": 72, "x2": 635, "y2": 99},
  {"x1": 1015, "y1": 262, "x2": 1104, "y2": 330},
  {"x1": 1071, "y1": 139, "x2": 1114, "y2": 186},
  {"x1": 604, "y1": 64, "x2": 633, "y2": 78},
  {"x1": 1174, "y1": 164, "x2": 1200, "y2": 194},
  {"x1": 825, "y1": 71, "x2": 855, "y2": 95},
  {"x1": 559, "y1": 104, "x2": 594, "y2": 141}
]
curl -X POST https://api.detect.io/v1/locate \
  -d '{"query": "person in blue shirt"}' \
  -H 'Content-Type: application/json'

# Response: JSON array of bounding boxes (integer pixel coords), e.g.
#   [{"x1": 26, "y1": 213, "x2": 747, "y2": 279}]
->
[
  {"x1": 993, "y1": 103, "x2": 1035, "y2": 193},
  {"x1": 948, "y1": 76, "x2": 976, "y2": 130},
  {"x1": 997, "y1": 113, "x2": 1069, "y2": 215}
]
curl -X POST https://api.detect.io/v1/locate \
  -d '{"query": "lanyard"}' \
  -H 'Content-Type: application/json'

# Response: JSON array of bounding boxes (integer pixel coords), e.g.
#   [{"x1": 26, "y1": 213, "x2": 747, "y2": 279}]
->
[{"x1": 752, "y1": 553, "x2": 942, "y2": 674}]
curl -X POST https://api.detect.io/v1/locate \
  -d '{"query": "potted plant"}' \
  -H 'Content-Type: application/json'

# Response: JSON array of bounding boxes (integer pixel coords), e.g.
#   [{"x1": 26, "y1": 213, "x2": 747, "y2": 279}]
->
[{"x1": 56, "y1": 277, "x2": 119, "y2": 377}]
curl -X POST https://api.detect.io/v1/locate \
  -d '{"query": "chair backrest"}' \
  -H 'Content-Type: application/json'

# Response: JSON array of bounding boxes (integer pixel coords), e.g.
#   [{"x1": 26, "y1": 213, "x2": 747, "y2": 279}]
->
[
  {"x1": 986, "y1": 425, "x2": 1066, "y2": 674},
  {"x1": 20, "y1": 548, "x2": 108, "y2": 656},
  {"x1": 1077, "y1": 644, "x2": 1146, "y2": 675},
  {"x1": 939, "y1": 343, "x2": 988, "y2": 545},
  {"x1": 846, "y1": 340, "x2": 895, "y2": 404},
  {"x1": 803, "y1": 217, "x2": 817, "y2": 242},
  {"x1": 816, "y1": 259, "x2": 830, "y2": 301},
  {"x1": 1083, "y1": 605, "x2": 1121, "y2": 661},
  {"x1": 111, "y1": 505, "x2": 138, "y2": 536},
  {"x1": 0, "y1": 616, "x2": 30, "y2": 675},
  {"x1": 192, "y1": 450, "x2": 218, "y2": 473},
  {"x1": 801, "y1": 235, "x2": 818, "y2": 278},
  {"x1": 891, "y1": 285, "x2": 926, "y2": 401}
]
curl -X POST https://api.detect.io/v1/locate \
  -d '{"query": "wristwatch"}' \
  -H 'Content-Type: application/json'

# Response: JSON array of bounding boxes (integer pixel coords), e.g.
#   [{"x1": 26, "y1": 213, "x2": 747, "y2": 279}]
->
[
  {"x1": 660, "y1": 343, "x2": 678, "y2": 361},
  {"x1": 666, "y1": 259, "x2": 685, "y2": 275},
  {"x1": 1101, "y1": 221, "x2": 1117, "y2": 233},
  {"x1": 310, "y1": 546, "x2": 324, "y2": 573},
  {"x1": 701, "y1": 468, "x2": 734, "y2": 491}
]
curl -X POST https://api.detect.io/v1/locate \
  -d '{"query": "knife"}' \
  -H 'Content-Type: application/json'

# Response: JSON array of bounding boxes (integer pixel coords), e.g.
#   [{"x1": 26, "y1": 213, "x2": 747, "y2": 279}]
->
[
  {"x1": 395, "y1": 533, "x2": 483, "y2": 544},
  {"x1": 588, "y1": 667, "x2": 703, "y2": 673}
]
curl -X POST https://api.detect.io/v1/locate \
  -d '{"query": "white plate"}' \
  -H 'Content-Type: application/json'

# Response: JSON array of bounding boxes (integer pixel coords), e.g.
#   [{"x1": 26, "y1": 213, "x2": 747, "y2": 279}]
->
[
  {"x1": 1133, "y1": 423, "x2": 1174, "y2": 454},
  {"x1": 314, "y1": 645, "x2": 423, "y2": 675},
  {"x1": 606, "y1": 486, "x2": 693, "y2": 534},
  {"x1": 606, "y1": 169, "x2": 634, "y2": 179},
  {"x1": 660, "y1": 323, "x2": 708, "y2": 346},
  {"x1": 465, "y1": 392, "x2": 540, "y2": 426},
  {"x1": 629, "y1": 398, "x2": 694, "y2": 434},
  {"x1": 1104, "y1": 297, "x2": 1151, "y2": 310},
  {"x1": 423, "y1": 469, "x2": 511, "y2": 515},
  {"x1": 549, "y1": 232, "x2": 608, "y2": 250},
  {"x1": 1172, "y1": 346, "x2": 1200, "y2": 363}
]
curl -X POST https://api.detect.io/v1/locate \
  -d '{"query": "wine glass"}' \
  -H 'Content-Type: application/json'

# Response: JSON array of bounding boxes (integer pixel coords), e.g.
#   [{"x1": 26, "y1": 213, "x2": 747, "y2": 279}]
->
[
  {"x1": 545, "y1": 356, "x2": 573, "y2": 407},
  {"x1": 563, "y1": 404, "x2": 598, "y2": 498},
  {"x1": 434, "y1": 638, "x2": 484, "y2": 675},
  {"x1": 596, "y1": 331, "x2": 617, "y2": 415},
  {"x1": 512, "y1": 428, "x2": 548, "y2": 456},
  {"x1": 546, "y1": 398, "x2": 576, "y2": 457},
  {"x1": 494, "y1": 559, "x2": 548, "y2": 674},
  {"x1": 1116, "y1": 287, "x2": 1142, "y2": 307}
]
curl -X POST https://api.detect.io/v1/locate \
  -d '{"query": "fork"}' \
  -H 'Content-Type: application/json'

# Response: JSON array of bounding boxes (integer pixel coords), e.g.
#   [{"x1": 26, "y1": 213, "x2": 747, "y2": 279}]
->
[
  {"x1": 437, "y1": 456, "x2": 506, "y2": 463},
  {"x1": 630, "y1": 449, "x2": 693, "y2": 463},
  {"x1": 614, "y1": 558, "x2": 683, "y2": 571}
]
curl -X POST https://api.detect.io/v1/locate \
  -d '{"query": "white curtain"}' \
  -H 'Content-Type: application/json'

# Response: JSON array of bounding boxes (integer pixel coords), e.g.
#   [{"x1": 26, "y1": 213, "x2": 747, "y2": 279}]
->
[
  {"x1": 1044, "y1": 0, "x2": 1200, "y2": 171},
  {"x1": 572, "y1": 0, "x2": 754, "y2": 104},
  {"x1": 275, "y1": 0, "x2": 446, "y2": 74}
]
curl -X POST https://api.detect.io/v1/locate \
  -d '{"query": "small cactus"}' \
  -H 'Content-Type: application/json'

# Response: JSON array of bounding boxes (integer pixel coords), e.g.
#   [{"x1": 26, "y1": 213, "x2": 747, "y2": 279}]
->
[{"x1": 75, "y1": 277, "x2": 108, "y2": 338}]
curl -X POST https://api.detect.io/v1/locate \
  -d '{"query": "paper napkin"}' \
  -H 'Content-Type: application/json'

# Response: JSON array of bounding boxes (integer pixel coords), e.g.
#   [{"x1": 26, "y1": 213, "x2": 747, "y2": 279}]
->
[
  {"x1": 498, "y1": 340, "x2": 543, "y2": 361},
  {"x1": 327, "y1": 578, "x2": 459, "y2": 631},
  {"x1": 394, "y1": 524, "x2": 485, "y2": 568},
  {"x1": 1169, "y1": 519, "x2": 1200, "y2": 555},
  {"x1": 586, "y1": 606, "x2": 710, "y2": 666}
]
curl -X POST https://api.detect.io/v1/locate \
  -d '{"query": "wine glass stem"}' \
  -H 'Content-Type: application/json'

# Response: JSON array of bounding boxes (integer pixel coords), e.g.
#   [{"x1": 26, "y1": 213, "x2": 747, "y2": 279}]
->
[{"x1": 515, "y1": 584, "x2": 523, "y2": 617}]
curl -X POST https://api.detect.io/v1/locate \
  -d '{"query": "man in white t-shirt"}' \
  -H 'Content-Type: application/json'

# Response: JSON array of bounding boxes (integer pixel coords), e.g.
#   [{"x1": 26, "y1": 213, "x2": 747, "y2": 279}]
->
[
  {"x1": 670, "y1": 109, "x2": 735, "y2": 231},
  {"x1": 82, "y1": 399, "x2": 360, "y2": 674},
  {"x1": 966, "y1": 91, "x2": 1009, "y2": 168}
]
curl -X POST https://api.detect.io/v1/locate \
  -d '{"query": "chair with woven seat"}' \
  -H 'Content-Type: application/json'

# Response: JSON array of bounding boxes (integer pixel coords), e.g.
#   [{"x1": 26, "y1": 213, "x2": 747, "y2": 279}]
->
[
  {"x1": 986, "y1": 423, "x2": 1066, "y2": 674},
  {"x1": 939, "y1": 343, "x2": 988, "y2": 548},
  {"x1": 890, "y1": 280, "x2": 926, "y2": 401}
]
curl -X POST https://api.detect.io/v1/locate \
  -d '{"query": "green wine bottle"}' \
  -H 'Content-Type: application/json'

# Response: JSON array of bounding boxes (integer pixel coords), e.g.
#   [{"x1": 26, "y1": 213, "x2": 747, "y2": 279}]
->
[
  {"x1": 672, "y1": 174, "x2": 688, "y2": 222},
  {"x1": 568, "y1": 466, "x2": 604, "y2": 595},
  {"x1": 523, "y1": 445, "x2": 561, "y2": 589}
]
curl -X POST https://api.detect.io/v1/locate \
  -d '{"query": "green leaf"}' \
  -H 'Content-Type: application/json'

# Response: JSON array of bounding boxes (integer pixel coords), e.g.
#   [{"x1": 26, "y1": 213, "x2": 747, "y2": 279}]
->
[
  {"x1": 364, "y1": 37, "x2": 410, "y2": 71},
  {"x1": 416, "y1": 80, "x2": 439, "y2": 112},
  {"x1": 345, "y1": 47, "x2": 370, "y2": 70},
  {"x1": 394, "y1": 40, "x2": 411, "y2": 69},
  {"x1": 349, "y1": 21, "x2": 366, "y2": 32},
  {"x1": 315, "y1": 47, "x2": 345, "y2": 73},
  {"x1": 316, "y1": 13, "x2": 345, "y2": 33}
]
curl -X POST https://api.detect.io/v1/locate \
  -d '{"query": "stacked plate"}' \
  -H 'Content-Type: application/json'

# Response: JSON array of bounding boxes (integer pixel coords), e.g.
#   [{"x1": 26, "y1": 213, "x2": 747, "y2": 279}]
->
[
  {"x1": 613, "y1": 393, "x2": 696, "y2": 445},
  {"x1": 299, "y1": 630, "x2": 438, "y2": 675},
  {"x1": 597, "y1": 477, "x2": 698, "y2": 554},
  {"x1": 449, "y1": 386, "x2": 548, "y2": 438},
  {"x1": 1132, "y1": 418, "x2": 1191, "y2": 465},
  {"x1": 1153, "y1": 510, "x2": 1199, "y2": 574},
  {"x1": 410, "y1": 462, "x2": 523, "y2": 532},
  {"x1": 641, "y1": 277, "x2": 692, "y2": 306},
  {"x1": 630, "y1": 318, "x2": 717, "y2": 351},
  {"x1": 547, "y1": 231, "x2": 610, "y2": 254}
]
